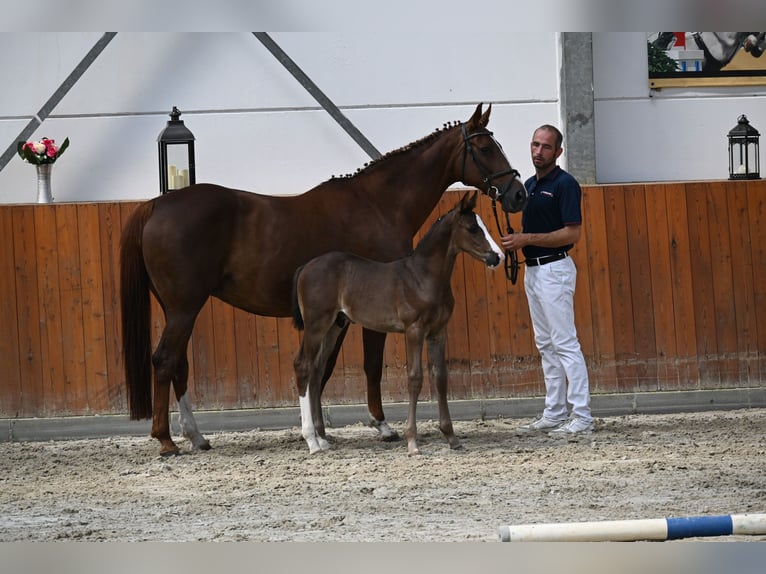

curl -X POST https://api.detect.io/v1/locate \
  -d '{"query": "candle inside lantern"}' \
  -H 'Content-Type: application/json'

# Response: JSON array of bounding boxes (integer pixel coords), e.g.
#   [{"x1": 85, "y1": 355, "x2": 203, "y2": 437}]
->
[{"x1": 168, "y1": 165, "x2": 178, "y2": 189}]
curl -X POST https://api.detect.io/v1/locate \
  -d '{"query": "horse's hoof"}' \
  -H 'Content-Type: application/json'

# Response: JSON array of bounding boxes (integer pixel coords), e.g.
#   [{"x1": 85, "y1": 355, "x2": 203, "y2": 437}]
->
[
  {"x1": 381, "y1": 431, "x2": 401, "y2": 443},
  {"x1": 193, "y1": 441, "x2": 212, "y2": 452},
  {"x1": 370, "y1": 419, "x2": 400, "y2": 441},
  {"x1": 160, "y1": 449, "x2": 181, "y2": 457}
]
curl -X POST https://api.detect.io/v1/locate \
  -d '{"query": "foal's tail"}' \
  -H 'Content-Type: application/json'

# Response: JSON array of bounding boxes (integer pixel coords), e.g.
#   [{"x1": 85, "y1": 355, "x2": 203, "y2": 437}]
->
[
  {"x1": 291, "y1": 265, "x2": 306, "y2": 331},
  {"x1": 120, "y1": 201, "x2": 155, "y2": 420}
]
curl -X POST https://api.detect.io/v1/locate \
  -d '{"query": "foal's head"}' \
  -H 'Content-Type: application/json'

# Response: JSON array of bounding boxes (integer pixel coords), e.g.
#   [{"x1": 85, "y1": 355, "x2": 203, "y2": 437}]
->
[{"x1": 450, "y1": 191, "x2": 505, "y2": 268}]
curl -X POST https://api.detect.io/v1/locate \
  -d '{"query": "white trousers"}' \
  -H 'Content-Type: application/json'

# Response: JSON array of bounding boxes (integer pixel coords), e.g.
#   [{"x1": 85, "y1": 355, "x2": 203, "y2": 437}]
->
[{"x1": 524, "y1": 256, "x2": 592, "y2": 422}]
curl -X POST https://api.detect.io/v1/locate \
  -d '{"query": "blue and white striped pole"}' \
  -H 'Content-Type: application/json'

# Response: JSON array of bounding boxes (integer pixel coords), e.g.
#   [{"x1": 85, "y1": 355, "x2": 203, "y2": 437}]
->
[{"x1": 498, "y1": 513, "x2": 766, "y2": 542}]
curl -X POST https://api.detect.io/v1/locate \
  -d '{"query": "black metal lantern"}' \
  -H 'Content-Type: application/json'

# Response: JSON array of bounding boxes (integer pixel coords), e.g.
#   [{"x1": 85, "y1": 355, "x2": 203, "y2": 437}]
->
[
  {"x1": 728, "y1": 114, "x2": 760, "y2": 180},
  {"x1": 157, "y1": 106, "x2": 196, "y2": 194}
]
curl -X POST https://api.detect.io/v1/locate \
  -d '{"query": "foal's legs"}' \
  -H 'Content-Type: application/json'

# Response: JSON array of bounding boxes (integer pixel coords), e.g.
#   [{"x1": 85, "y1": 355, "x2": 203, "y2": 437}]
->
[
  {"x1": 403, "y1": 328, "x2": 426, "y2": 456},
  {"x1": 362, "y1": 328, "x2": 399, "y2": 441},
  {"x1": 427, "y1": 333, "x2": 460, "y2": 450},
  {"x1": 296, "y1": 323, "x2": 343, "y2": 453}
]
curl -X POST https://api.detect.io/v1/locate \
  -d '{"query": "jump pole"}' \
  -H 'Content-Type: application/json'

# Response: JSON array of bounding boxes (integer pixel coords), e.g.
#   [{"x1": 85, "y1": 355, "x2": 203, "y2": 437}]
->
[{"x1": 498, "y1": 513, "x2": 766, "y2": 542}]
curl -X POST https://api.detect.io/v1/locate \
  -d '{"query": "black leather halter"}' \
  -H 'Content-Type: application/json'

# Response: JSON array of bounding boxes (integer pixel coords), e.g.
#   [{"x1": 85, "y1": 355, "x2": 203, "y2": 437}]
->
[
  {"x1": 460, "y1": 123, "x2": 520, "y2": 284},
  {"x1": 460, "y1": 123, "x2": 520, "y2": 199}
]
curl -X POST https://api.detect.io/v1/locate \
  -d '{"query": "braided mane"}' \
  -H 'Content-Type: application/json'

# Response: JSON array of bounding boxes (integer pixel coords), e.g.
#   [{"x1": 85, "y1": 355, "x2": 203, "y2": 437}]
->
[{"x1": 329, "y1": 120, "x2": 462, "y2": 180}]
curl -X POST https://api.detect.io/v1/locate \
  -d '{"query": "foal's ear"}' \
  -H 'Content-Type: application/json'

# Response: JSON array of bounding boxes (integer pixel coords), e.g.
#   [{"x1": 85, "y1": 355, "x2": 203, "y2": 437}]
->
[
  {"x1": 468, "y1": 103, "x2": 491, "y2": 130},
  {"x1": 459, "y1": 190, "x2": 478, "y2": 213}
]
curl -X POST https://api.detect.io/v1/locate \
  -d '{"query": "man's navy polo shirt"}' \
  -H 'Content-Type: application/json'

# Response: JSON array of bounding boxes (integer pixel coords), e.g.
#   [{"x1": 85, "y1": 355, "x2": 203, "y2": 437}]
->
[{"x1": 521, "y1": 165, "x2": 582, "y2": 259}]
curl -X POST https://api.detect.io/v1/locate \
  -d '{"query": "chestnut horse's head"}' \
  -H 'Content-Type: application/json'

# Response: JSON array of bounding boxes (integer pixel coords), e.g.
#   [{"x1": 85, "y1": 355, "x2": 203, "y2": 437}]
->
[{"x1": 460, "y1": 103, "x2": 528, "y2": 213}]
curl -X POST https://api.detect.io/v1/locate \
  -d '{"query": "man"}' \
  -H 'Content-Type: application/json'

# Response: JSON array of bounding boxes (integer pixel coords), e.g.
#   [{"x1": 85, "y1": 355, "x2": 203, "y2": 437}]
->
[{"x1": 501, "y1": 125, "x2": 593, "y2": 435}]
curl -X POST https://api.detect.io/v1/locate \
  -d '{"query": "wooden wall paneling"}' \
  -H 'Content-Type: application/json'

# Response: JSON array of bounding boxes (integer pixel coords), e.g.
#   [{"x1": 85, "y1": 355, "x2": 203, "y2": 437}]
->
[
  {"x1": 190, "y1": 299, "x2": 217, "y2": 408},
  {"x1": 55, "y1": 204, "x2": 88, "y2": 413},
  {"x1": 571, "y1": 190, "x2": 594, "y2": 394},
  {"x1": 382, "y1": 331, "x2": 408, "y2": 402},
  {"x1": 336, "y1": 321, "x2": 366, "y2": 404},
  {"x1": 0, "y1": 207, "x2": 21, "y2": 417},
  {"x1": 210, "y1": 297, "x2": 238, "y2": 409},
  {"x1": 685, "y1": 182, "x2": 718, "y2": 385},
  {"x1": 101, "y1": 202, "x2": 128, "y2": 412},
  {"x1": 581, "y1": 186, "x2": 617, "y2": 392},
  {"x1": 254, "y1": 315, "x2": 282, "y2": 405},
  {"x1": 12, "y1": 207, "x2": 44, "y2": 416},
  {"x1": 602, "y1": 186, "x2": 636, "y2": 392},
  {"x1": 276, "y1": 317, "x2": 302, "y2": 405},
  {"x1": 570, "y1": 214, "x2": 594, "y2": 357},
  {"x1": 647, "y1": 184, "x2": 683, "y2": 389},
  {"x1": 77, "y1": 203, "x2": 109, "y2": 412},
  {"x1": 624, "y1": 185, "x2": 658, "y2": 391},
  {"x1": 462, "y1": 256, "x2": 493, "y2": 397},
  {"x1": 725, "y1": 181, "x2": 759, "y2": 385},
  {"x1": 3, "y1": 181, "x2": 766, "y2": 419},
  {"x1": 34, "y1": 205, "x2": 66, "y2": 415},
  {"x1": 705, "y1": 182, "x2": 739, "y2": 386},
  {"x1": 746, "y1": 180, "x2": 766, "y2": 380},
  {"x1": 655, "y1": 184, "x2": 699, "y2": 389},
  {"x1": 233, "y1": 308, "x2": 259, "y2": 408}
]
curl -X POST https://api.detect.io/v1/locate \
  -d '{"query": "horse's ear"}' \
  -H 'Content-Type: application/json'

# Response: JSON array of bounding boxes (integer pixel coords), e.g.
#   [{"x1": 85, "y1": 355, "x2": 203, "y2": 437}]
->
[
  {"x1": 479, "y1": 103, "x2": 492, "y2": 128},
  {"x1": 467, "y1": 103, "x2": 481, "y2": 129},
  {"x1": 468, "y1": 103, "x2": 491, "y2": 130}
]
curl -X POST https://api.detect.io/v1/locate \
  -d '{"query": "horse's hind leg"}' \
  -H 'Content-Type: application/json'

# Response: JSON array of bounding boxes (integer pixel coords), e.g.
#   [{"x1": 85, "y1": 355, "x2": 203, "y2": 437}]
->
[
  {"x1": 296, "y1": 325, "x2": 340, "y2": 454},
  {"x1": 174, "y1": 356, "x2": 211, "y2": 452},
  {"x1": 152, "y1": 312, "x2": 208, "y2": 455},
  {"x1": 362, "y1": 329, "x2": 399, "y2": 441}
]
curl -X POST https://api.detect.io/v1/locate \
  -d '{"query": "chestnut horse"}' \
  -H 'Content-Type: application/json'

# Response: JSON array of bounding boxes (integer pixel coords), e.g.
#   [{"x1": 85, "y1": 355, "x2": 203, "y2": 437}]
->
[
  {"x1": 292, "y1": 191, "x2": 504, "y2": 455},
  {"x1": 120, "y1": 103, "x2": 527, "y2": 455}
]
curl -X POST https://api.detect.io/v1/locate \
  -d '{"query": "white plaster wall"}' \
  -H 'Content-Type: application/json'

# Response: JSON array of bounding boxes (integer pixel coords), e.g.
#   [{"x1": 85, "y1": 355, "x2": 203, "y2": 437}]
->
[
  {"x1": 593, "y1": 32, "x2": 766, "y2": 183},
  {"x1": 2, "y1": 32, "x2": 764, "y2": 204},
  {"x1": 0, "y1": 32, "x2": 560, "y2": 203}
]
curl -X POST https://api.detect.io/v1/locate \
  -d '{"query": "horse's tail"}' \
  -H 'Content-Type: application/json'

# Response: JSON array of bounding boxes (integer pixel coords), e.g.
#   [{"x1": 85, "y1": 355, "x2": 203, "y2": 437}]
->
[
  {"x1": 291, "y1": 264, "x2": 305, "y2": 331},
  {"x1": 120, "y1": 201, "x2": 155, "y2": 420}
]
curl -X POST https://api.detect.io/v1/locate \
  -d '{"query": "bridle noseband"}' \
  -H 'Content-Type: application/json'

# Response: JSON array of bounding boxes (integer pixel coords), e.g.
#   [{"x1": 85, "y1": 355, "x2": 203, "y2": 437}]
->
[
  {"x1": 460, "y1": 123, "x2": 520, "y2": 200},
  {"x1": 460, "y1": 123, "x2": 520, "y2": 284}
]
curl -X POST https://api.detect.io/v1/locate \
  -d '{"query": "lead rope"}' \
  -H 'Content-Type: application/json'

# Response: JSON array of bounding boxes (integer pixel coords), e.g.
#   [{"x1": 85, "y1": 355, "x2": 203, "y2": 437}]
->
[{"x1": 491, "y1": 196, "x2": 519, "y2": 284}]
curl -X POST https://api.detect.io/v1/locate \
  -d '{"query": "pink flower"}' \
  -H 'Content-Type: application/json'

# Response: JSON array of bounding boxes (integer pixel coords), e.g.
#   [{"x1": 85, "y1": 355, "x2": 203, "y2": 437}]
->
[
  {"x1": 18, "y1": 136, "x2": 69, "y2": 165},
  {"x1": 42, "y1": 138, "x2": 58, "y2": 158}
]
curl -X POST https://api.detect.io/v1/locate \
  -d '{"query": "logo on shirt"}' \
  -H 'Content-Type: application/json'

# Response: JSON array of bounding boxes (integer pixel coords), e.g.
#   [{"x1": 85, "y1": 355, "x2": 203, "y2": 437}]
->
[{"x1": 540, "y1": 191, "x2": 553, "y2": 198}]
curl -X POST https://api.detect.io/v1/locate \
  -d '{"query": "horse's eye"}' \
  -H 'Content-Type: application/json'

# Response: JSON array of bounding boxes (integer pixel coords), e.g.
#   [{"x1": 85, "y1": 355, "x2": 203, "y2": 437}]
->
[
  {"x1": 468, "y1": 223, "x2": 480, "y2": 234},
  {"x1": 480, "y1": 146, "x2": 492, "y2": 154}
]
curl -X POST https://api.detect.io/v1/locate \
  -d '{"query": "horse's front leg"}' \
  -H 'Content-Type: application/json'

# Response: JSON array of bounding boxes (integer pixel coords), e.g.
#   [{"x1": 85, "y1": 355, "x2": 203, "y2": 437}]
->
[
  {"x1": 363, "y1": 328, "x2": 399, "y2": 441},
  {"x1": 404, "y1": 329, "x2": 425, "y2": 455},
  {"x1": 427, "y1": 333, "x2": 461, "y2": 450}
]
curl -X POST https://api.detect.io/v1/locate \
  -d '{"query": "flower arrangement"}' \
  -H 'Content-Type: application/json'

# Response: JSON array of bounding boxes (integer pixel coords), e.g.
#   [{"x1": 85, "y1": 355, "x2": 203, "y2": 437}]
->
[{"x1": 17, "y1": 137, "x2": 70, "y2": 165}]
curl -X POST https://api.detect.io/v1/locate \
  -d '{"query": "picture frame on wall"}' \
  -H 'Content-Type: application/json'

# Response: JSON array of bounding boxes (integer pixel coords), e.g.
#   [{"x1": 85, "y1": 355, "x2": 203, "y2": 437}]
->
[{"x1": 648, "y1": 32, "x2": 766, "y2": 88}]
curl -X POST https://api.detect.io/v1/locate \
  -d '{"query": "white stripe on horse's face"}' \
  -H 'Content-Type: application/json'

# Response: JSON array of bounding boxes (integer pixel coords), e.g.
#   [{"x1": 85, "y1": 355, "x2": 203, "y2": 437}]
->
[{"x1": 475, "y1": 213, "x2": 505, "y2": 261}]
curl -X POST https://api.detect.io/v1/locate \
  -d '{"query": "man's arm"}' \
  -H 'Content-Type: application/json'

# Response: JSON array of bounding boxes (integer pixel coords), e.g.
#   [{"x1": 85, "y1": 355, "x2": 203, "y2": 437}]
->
[{"x1": 500, "y1": 224, "x2": 581, "y2": 252}]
